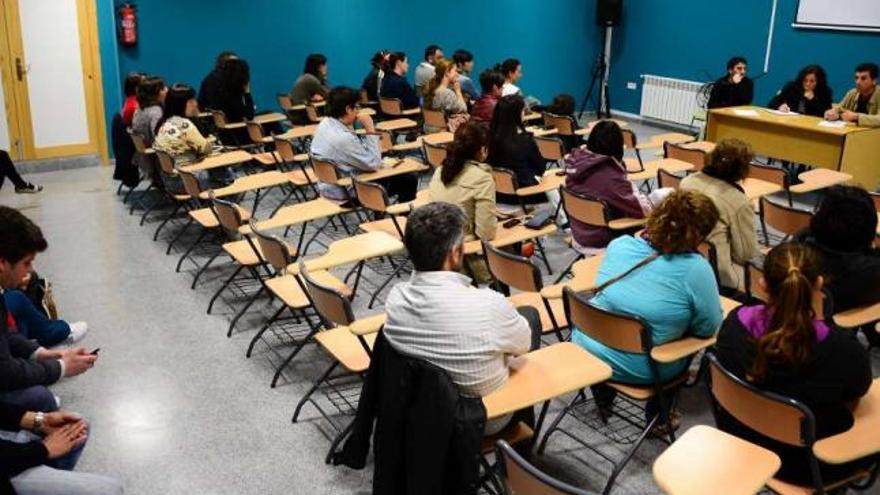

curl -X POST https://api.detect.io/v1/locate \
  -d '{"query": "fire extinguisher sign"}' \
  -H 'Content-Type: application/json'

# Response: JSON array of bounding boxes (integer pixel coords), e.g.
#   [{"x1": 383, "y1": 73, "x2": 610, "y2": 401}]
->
[{"x1": 118, "y1": 3, "x2": 137, "y2": 47}]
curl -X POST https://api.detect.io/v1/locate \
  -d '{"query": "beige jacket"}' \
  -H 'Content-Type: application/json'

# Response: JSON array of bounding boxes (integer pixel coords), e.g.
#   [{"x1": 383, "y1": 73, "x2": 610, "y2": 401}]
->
[
  {"x1": 835, "y1": 88, "x2": 880, "y2": 127},
  {"x1": 680, "y1": 172, "x2": 759, "y2": 289},
  {"x1": 429, "y1": 160, "x2": 497, "y2": 242}
]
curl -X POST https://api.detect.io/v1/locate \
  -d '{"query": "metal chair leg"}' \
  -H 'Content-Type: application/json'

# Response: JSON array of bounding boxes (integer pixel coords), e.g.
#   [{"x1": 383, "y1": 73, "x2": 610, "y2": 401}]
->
[
  {"x1": 166, "y1": 218, "x2": 193, "y2": 255},
  {"x1": 600, "y1": 413, "x2": 661, "y2": 495},
  {"x1": 227, "y1": 285, "x2": 265, "y2": 337},
  {"x1": 246, "y1": 305, "x2": 287, "y2": 357},
  {"x1": 534, "y1": 237, "x2": 553, "y2": 274},
  {"x1": 207, "y1": 264, "x2": 242, "y2": 313},
  {"x1": 367, "y1": 261, "x2": 410, "y2": 309},
  {"x1": 291, "y1": 362, "x2": 338, "y2": 422}
]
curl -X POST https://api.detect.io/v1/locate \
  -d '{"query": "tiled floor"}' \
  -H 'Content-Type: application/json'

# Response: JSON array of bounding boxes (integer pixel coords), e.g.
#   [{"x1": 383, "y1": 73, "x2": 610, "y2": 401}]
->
[{"x1": 1, "y1": 120, "x2": 875, "y2": 494}]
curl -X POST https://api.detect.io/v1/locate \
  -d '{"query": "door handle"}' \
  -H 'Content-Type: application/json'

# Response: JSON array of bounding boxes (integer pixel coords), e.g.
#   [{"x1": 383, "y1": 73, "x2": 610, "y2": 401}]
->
[{"x1": 15, "y1": 58, "x2": 24, "y2": 81}]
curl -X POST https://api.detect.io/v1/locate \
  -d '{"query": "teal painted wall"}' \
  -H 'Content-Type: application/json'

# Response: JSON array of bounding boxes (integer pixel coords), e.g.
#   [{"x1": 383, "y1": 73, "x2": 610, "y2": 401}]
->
[{"x1": 605, "y1": 0, "x2": 880, "y2": 114}]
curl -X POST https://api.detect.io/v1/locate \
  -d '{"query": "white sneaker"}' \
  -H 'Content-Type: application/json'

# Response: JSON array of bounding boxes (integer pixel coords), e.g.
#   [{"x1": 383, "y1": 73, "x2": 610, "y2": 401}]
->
[{"x1": 64, "y1": 321, "x2": 88, "y2": 344}]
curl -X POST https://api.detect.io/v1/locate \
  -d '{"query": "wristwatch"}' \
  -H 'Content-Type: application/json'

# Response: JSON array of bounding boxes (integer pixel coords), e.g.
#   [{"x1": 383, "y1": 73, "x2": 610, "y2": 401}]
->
[{"x1": 33, "y1": 411, "x2": 45, "y2": 434}]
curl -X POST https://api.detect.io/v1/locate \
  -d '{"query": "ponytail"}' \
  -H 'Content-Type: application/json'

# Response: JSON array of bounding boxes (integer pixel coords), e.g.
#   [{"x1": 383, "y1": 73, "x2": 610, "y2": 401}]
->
[
  {"x1": 441, "y1": 121, "x2": 487, "y2": 186},
  {"x1": 383, "y1": 52, "x2": 406, "y2": 74},
  {"x1": 750, "y1": 243, "x2": 822, "y2": 380}
]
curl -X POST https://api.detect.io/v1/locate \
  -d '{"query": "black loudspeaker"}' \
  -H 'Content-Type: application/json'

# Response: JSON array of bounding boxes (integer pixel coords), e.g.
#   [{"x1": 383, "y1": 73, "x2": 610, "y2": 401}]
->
[{"x1": 596, "y1": 0, "x2": 622, "y2": 26}]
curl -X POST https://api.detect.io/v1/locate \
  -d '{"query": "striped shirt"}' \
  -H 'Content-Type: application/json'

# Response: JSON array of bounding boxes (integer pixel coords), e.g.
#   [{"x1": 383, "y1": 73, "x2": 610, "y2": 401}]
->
[{"x1": 384, "y1": 269, "x2": 531, "y2": 402}]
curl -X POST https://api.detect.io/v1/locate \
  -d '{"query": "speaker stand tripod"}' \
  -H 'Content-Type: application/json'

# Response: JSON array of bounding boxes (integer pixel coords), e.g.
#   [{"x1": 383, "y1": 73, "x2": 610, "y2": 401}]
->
[{"x1": 579, "y1": 25, "x2": 613, "y2": 120}]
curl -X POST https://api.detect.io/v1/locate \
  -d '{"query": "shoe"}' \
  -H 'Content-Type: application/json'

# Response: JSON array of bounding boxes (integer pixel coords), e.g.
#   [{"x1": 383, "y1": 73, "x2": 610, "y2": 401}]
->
[
  {"x1": 15, "y1": 183, "x2": 43, "y2": 194},
  {"x1": 651, "y1": 409, "x2": 682, "y2": 438},
  {"x1": 64, "y1": 321, "x2": 88, "y2": 345}
]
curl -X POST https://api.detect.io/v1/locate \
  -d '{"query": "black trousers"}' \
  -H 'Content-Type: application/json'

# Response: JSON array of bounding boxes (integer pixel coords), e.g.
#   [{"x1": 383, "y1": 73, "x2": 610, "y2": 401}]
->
[
  {"x1": 376, "y1": 173, "x2": 419, "y2": 202},
  {"x1": 0, "y1": 150, "x2": 27, "y2": 190}
]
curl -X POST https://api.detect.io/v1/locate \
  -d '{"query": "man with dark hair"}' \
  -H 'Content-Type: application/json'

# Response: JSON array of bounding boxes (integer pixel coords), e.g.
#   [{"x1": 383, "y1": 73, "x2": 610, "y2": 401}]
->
[
  {"x1": 0, "y1": 207, "x2": 97, "y2": 412},
  {"x1": 707, "y1": 56, "x2": 754, "y2": 109},
  {"x1": 198, "y1": 50, "x2": 238, "y2": 110},
  {"x1": 825, "y1": 62, "x2": 880, "y2": 127},
  {"x1": 383, "y1": 202, "x2": 540, "y2": 435},
  {"x1": 415, "y1": 44, "x2": 443, "y2": 96},
  {"x1": 452, "y1": 49, "x2": 477, "y2": 101},
  {"x1": 310, "y1": 86, "x2": 417, "y2": 203},
  {"x1": 795, "y1": 185, "x2": 880, "y2": 313},
  {"x1": 470, "y1": 70, "x2": 505, "y2": 123}
]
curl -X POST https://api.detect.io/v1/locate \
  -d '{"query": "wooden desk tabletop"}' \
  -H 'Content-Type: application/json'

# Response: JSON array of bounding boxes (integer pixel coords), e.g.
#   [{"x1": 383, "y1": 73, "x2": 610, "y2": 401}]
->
[
  {"x1": 627, "y1": 158, "x2": 695, "y2": 182},
  {"x1": 527, "y1": 126, "x2": 559, "y2": 137},
  {"x1": 358, "y1": 158, "x2": 429, "y2": 182},
  {"x1": 422, "y1": 131, "x2": 454, "y2": 146},
  {"x1": 289, "y1": 101, "x2": 327, "y2": 111},
  {"x1": 789, "y1": 168, "x2": 853, "y2": 194},
  {"x1": 517, "y1": 171, "x2": 566, "y2": 196},
  {"x1": 464, "y1": 223, "x2": 558, "y2": 255},
  {"x1": 681, "y1": 140, "x2": 716, "y2": 153},
  {"x1": 179, "y1": 150, "x2": 254, "y2": 173},
  {"x1": 239, "y1": 198, "x2": 350, "y2": 234},
  {"x1": 637, "y1": 132, "x2": 695, "y2": 150},
  {"x1": 252, "y1": 112, "x2": 287, "y2": 125},
  {"x1": 710, "y1": 106, "x2": 865, "y2": 137},
  {"x1": 653, "y1": 425, "x2": 780, "y2": 495},
  {"x1": 741, "y1": 178, "x2": 783, "y2": 200},
  {"x1": 203, "y1": 171, "x2": 291, "y2": 199},
  {"x1": 289, "y1": 231, "x2": 404, "y2": 273},
  {"x1": 483, "y1": 342, "x2": 612, "y2": 419},
  {"x1": 833, "y1": 301, "x2": 880, "y2": 329},
  {"x1": 277, "y1": 124, "x2": 320, "y2": 140},
  {"x1": 523, "y1": 112, "x2": 542, "y2": 122},
  {"x1": 813, "y1": 378, "x2": 880, "y2": 464},
  {"x1": 376, "y1": 118, "x2": 418, "y2": 132}
]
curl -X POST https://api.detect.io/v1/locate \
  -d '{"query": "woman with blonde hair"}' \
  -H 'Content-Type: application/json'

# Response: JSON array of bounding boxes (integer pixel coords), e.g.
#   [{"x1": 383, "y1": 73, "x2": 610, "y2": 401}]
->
[
  {"x1": 423, "y1": 58, "x2": 468, "y2": 132},
  {"x1": 716, "y1": 242, "x2": 871, "y2": 486}
]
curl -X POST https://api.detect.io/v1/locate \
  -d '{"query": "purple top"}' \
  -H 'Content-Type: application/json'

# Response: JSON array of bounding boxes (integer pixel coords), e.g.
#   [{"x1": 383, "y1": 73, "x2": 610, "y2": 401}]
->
[{"x1": 737, "y1": 305, "x2": 830, "y2": 343}]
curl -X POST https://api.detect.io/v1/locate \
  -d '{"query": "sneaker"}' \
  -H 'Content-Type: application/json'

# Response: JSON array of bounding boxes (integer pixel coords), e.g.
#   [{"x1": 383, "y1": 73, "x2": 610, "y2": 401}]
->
[
  {"x1": 64, "y1": 321, "x2": 88, "y2": 345},
  {"x1": 14, "y1": 183, "x2": 43, "y2": 194}
]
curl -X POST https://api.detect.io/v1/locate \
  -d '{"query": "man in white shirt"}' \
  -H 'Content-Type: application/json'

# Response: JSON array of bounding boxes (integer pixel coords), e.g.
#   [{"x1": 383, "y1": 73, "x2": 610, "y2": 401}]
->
[
  {"x1": 414, "y1": 45, "x2": 443, "y2": 97},
  {"x1": 383, "y1": 202, "x2": 541, "y2": 434}
]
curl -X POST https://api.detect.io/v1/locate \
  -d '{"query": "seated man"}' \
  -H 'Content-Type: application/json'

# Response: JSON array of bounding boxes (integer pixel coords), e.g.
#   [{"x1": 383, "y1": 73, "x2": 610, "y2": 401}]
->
[
  {"x1": 310, "y1": 86, "x2": 418, "y2": 203},
  {"x1": 0, "y1": 206, "x2": 97, "y2": 412},
  {"x1": 825, "y1": 62, "x2": 880, "y2": 127},
  {"x1": 0, "y1": 402, "x2": 123, "y2": 494},
  {"x1": 382, "y1": 202, "x2": 541, "y2": 434}
]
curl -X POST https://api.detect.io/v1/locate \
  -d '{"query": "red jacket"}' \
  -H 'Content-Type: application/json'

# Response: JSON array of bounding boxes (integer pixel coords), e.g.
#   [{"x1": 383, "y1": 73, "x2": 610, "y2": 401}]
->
[
  {"x1": 470, "y1": 93, "x2": 500, "y2": 123},
  {"x1": 564, "y1": 149, "x2": 645, "y2": 248}
]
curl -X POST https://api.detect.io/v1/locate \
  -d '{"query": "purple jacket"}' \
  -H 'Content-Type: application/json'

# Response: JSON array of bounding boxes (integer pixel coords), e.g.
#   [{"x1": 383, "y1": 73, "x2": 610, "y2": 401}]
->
[{"x1": 564, "y1": 149, "x2": 645, "y2": 248}]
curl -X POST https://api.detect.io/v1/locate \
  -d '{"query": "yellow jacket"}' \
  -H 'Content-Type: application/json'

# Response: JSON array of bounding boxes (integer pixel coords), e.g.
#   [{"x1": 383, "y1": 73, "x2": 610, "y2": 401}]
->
[
  {"x1": 835, "y1": 88, "x2": 880, "y2": 127},
  {"x1": 429, "y1": 160, "x2": 498, "y2": 242}
]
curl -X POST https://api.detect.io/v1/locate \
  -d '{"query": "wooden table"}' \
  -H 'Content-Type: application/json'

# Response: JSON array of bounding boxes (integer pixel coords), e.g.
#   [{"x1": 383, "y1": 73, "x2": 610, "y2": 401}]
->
[
  {"x1": 464, "y1": 222, "x2": 558, "y2": 255},
  {"x1": 523, "y1": 112, "x2": 542, "y2": 122},
  {"x1": 376, "y1": 118, "x2": 418, "y2": 132},
  {"x1": 358, "y1": 158, "x2": 429, "y2": 182},
  {"x1": 422, "y1": 131, "x2": 454, "y2": 146},
  {"x1": 179, "y1": 150, "x2": 254, "y2": 173},
  {"x1": 707, "y1": 106, "x2": 880, "y2": 189},
  {"x1": 527, "y1": 126, "x2": 559, "y2": 137},
  {"x1": 813, "y1": 378, "x2": 880, "y2": 464},
  {"x1": 681, "y1": 140, "x2": 716, "y2": 153},
  {"x1": 239, "y1": 198, "x2": 349, "y2": 234},
  {"x1": 277, "y1": 124, "x2": 320, "y2": 141},
  {"x1": 252, "y1": 112, "x2": 287, "y2": 125},
  {"x1": 200, "y1": 170, "x2": 293, "y2": 199},
  {"x1": 740, "y1": 178, "x2": 783, "y2": 200},
  {"x1": 627, "y1": 158, "x2": 695, "y2": 182},
  {"x1": 637, "y1": 132, "x2": 695, "y2": 150},
  {"x1": 833, "y1": 301, "x2": 880, "y2": 329},
  {"x1": 789, "y1": 168, "x2": 852, "y2": 194},
  {"x1": 653, "y1": 425, "x2": 780, "y2": 495},
  {"x1": 482, "y1": 342, "x2": 612, "y2": 420},
  {"x1": 289, "y1": 231, "x2": 404, "y2": 273}
]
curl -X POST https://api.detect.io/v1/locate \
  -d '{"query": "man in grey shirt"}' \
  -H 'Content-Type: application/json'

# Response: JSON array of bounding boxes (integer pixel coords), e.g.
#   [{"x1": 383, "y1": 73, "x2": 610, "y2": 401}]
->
[
  {"x1": 414, "y1": 45, "x2": 443, "y2": 97},
  {"x1": 382, "y1": 202, "x2": 541, "y2": 434},
  {"x1": 310, "y1": 86, "x2": 418, "y2": 202}
]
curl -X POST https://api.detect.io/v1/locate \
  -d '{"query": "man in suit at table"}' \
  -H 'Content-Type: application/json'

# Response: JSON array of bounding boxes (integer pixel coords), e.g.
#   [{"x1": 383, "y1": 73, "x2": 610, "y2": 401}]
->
[{"x1": 825, "y1": 62, "x2": 880, "y2": 127}]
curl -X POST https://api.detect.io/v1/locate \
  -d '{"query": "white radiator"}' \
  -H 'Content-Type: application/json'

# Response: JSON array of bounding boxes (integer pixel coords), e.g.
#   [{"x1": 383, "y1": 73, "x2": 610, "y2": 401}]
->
[{"x1": 639, "y1": 75, "x2": 704, "y2": 127}]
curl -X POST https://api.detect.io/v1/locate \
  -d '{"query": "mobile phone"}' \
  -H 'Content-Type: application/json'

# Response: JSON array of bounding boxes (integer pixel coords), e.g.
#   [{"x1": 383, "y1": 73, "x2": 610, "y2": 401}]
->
[
  {"x1": 89, "y1": 348, "x2": 101, "y2": 355},
  {"x1": 502, "y1": 218, "x2": 521, "y2": 228},
  {"x1": 555, "y1": 169, "x2": 566, "y2": 176}
]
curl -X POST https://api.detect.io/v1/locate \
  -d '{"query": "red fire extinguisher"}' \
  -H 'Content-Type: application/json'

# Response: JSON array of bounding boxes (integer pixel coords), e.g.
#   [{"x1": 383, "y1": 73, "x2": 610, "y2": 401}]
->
[{"x1": 118, "y1": 3, "x2": 137, "y2": 47}]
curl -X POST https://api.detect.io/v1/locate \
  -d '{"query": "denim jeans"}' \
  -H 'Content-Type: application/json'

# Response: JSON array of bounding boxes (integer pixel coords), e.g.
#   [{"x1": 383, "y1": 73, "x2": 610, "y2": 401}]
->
[
  {"x1": 5, "y1": 290, "x2": 71, "y2": 347},
  {"x1": 0, "y1": 386, "x2": 58, "y2": 412},
  {"x1": 0, "y1": 428, "x2": 123, "y2": 495}
]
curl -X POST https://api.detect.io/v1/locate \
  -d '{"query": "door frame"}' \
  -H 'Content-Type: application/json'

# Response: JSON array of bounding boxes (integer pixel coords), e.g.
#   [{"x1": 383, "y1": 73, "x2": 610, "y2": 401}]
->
[{"x1": 0, "y1": 0, "x2": 108, "y2": 163}]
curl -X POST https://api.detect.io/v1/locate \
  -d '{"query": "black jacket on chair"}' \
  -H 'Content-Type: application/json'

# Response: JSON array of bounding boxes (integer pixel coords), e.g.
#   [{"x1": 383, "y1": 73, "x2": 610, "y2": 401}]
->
[
  {"x1": 111, "y1": 113, "x2": 138, "y2": 187},
  {"x1": 332, "y1": 332, "x2": 486, "y2": 495}
]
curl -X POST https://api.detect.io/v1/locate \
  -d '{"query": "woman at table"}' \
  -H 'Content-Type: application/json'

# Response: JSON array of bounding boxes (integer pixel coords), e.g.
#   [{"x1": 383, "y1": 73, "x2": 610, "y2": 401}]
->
[
  {"x1": 564, "y1": 120, "x2": 651, "y2": 254},
  {"x1": 487, "y1": 95, "x2": 546, "y2": 212},
  {"x1": 429, "y1": 120, "x2": 496, "y2": 282},
  {"x1": 715, "y1": 242, "x2": 872, "y2": 486},
  {"x1": 361, "y1": 50, "x2": 389, "y2": 102},
  {"x1": 380, "y1": 52, "x2": 420, "y2": 111},
  {"x1": 423, "y1": 59, "x2": 468, "y2": 133},
  {"x1": 573, "y1": 190, "x2": 722, "y2": 432},
  {"x1": 768, "y1": 65, "x2": 833, "y2": 117},
  {"x1": 680, "y1": 138, "x2": 759, "y2": 291}
]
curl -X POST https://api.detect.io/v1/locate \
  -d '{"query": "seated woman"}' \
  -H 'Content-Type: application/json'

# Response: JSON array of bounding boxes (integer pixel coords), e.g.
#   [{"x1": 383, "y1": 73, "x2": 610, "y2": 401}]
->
[
  {"x1": 572, "y1": 190, "x2": 722, "y2": 425},
  {"x1": 121, "y1": 72, "x2": 144, "y2": 126},
  {"x1": 361, "y1": 50, "x2": 389, "y2": 102},
  {"x1": 290, "y1": 53, "x2": 330, "y2": 106},
  {"x1": 487, "y1": 95, "x2": 546, "y2": 211},
  {"x1": 214, "y1": 58, "x2": 255, "y2": 145},
  {"x1": 769, "y1": 64, "x2": 833, "y2": 117},
  {"x1": 131, "y1": 75, "x2": 166, "y2": 145},
  {"x1": 715, "y1": 242, "x2": 872, "y2": 486},
  {"x1": 423, "y1": 59, "x2": 468, "y2": 133},
  {"x1": 564, "y1": 120, "x2": 651, "y2": 254},
  {"x1": 498, "y1": 59, "x2": 523, "y2": 97},
  {"x1": 5, "y1": 273, "x2": 87, "y2": 348},
  {"x1": 0, "y1": 150, "x2": 41, "y2": 194},
  {"x1": 543, "y1": 93, "x2": 579, "y2": 151},
  {"x1": 379, "y1": 52, "x2": 420, "y2": 111},
  {"x1": 680, "y1": 138, "x2": 759, "y2": 291},
  {"x1": 429, "y1": 120, "x2": 496, "y2": 282}
]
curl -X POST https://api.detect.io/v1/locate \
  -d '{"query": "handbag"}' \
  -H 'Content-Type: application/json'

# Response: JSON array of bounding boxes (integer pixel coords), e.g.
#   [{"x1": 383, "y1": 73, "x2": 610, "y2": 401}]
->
[{"x1": 23, "y1": 271, "x2": 59, "y2": 320}]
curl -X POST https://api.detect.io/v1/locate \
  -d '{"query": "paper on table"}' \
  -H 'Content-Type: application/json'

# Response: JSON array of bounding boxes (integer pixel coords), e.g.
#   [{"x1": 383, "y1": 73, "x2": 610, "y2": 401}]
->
[
  {"x1": 766, "y1": 109, "x2": 799, "y2": 116},
  {"x1": 818, "y1": 120, "x2": 847, "y2": 128},
  {"x1": 733, "y1": 109, "x2": 760, "y2": 116}
]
